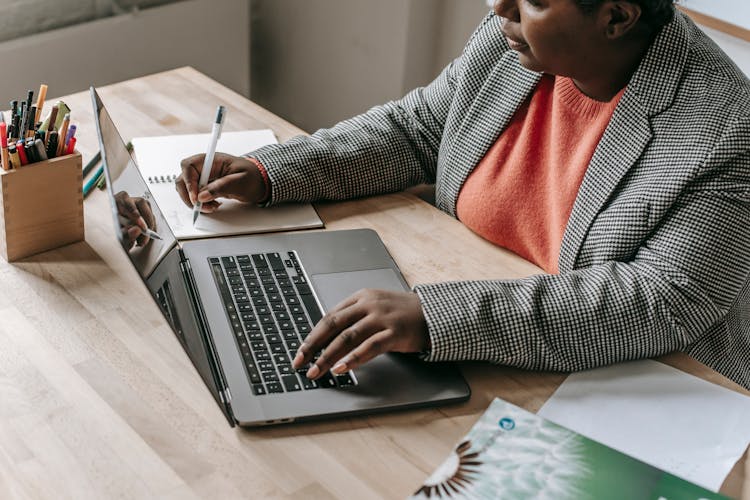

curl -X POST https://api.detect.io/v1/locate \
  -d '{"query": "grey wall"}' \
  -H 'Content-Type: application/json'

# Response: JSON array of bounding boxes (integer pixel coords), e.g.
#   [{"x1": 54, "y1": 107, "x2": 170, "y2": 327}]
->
[
  {"x1": 0, "y1": 0, "x2": 250, "y2": 105},
  {"x1": 250, "y1": 1, "x2": 749, "y2": 134},
  {"x1": 0, "y1": 0, "x2": 181, "y2": 43},
  {"x1": 250, "y1": 0, "x2": 489, "y2": 133}
]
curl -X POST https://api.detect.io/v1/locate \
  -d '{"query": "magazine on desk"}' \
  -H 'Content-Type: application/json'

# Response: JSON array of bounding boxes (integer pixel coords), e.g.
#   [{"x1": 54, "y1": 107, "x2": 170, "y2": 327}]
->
[
  {"x1": 131, "y1": 129, "x2": 323, "y2": 240},
  {"x1": 411, "y1": 398, "x2": 728, "y2": 500}
]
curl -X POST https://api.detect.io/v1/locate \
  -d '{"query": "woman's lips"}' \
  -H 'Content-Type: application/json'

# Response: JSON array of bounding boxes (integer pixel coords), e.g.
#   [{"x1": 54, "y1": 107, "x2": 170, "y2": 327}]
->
[
  {"x1": 506, "y1": 37, "x2": 529, "y2": 51},
  {"x1": 501, "y1": 28, "x2": 529, "y2": 51}
]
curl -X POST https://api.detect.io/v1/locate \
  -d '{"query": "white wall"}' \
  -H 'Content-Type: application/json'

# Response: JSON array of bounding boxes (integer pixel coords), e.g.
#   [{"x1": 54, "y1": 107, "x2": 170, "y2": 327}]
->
[
  {"x1": 681, "y1": 0, "x2": 750, "y2": 30},
  {"x1": 701, "y1": 26, "x2": 750, "y2": 76}
]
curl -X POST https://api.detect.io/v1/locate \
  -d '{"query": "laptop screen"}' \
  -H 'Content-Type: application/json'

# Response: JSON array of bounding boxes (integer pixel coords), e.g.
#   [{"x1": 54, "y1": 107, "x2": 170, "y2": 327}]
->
[
  {"x1": 90, "y1": 88, "x2": 177, "y2": 279},
  {"x1": 91, "y1": 88, "x2": 233, "y2": 424}
]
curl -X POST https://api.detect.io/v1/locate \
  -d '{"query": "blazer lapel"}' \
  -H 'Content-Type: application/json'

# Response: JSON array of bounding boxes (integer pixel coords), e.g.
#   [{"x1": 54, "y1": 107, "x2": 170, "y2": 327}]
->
[
  {"x1": 436, "y1": 51, "x2": 540, "y2": 216},
  {"x1": 557, "y1": 94, "x2": 652, "y2": 272},
  {"x1": 558, "y1": 12, "x2": 692, "y2": 272}
]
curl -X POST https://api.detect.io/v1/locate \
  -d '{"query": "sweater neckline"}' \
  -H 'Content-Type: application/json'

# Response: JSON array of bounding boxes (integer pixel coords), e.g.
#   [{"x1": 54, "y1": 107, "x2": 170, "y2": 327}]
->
[{"x1": 555, "y1": 76, "x2": 625, "y2": 119}]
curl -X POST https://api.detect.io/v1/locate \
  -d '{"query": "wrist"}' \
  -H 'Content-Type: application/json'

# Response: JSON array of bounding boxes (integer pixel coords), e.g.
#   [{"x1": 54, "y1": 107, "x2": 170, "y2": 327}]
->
[{"x1": 244, "y1": 156, "x2": 271, "y2": 204}]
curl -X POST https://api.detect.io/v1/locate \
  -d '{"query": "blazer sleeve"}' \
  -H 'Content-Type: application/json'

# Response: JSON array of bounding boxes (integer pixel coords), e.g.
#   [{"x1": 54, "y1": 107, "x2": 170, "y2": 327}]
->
[
  {"x1": 415, "y1": 115, "x2": 750, "y2": 372},
  {"x1": 250, "y1": 13, "x2": 495, "y2": 205}
]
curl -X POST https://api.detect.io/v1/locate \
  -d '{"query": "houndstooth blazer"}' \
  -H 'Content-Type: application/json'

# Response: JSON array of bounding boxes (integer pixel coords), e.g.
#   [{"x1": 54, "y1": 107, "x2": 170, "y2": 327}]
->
[{"x1": 251, "y1": 11, "x2": 750, "y2": 388}]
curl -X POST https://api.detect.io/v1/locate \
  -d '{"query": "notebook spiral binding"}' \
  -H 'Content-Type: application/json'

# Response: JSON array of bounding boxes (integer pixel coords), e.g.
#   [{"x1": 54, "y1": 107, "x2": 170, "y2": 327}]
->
[{"x1": 147, "y1": 174, "x2": 179, "y2": 184}]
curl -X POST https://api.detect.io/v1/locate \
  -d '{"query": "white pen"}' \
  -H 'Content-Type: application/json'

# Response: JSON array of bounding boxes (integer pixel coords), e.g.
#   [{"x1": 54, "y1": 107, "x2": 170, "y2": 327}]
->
[
  {"x1": 117, "y1": 215, "x2": 163, "y2": 241},
  {"x1": 193, "y1": 105, "x2": 226, "y2": 224}
]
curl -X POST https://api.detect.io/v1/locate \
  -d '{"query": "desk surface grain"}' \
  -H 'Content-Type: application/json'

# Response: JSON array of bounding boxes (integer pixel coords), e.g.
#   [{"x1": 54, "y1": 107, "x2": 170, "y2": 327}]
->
[{"x1": 0, "y1": 67, "x2": 747, "y2": 499}]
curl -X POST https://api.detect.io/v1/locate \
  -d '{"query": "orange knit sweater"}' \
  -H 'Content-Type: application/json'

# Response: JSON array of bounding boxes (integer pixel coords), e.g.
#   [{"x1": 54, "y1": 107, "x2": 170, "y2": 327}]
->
[{"x1": 456, "y1": 75, "x2": 625, "y2": 273}]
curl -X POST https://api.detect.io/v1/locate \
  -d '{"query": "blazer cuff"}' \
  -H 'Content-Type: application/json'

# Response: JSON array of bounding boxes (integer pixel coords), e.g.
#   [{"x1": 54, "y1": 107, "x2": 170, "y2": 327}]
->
[{"x1": 414, "y1": 283, "x2": 466, "y2": 362}]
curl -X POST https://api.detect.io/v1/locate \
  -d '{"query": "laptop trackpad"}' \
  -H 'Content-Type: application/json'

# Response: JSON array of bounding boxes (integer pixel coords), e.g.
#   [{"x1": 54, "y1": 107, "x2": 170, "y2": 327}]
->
[{"x1": 311, "y1": 268, "x2": 407, "y2": 311}]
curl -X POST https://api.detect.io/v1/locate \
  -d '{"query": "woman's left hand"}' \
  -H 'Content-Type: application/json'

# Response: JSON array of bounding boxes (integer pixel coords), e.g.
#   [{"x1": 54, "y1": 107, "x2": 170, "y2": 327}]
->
[{"x1": 291, "y1": 289, "x2": 430, "y2": 379}]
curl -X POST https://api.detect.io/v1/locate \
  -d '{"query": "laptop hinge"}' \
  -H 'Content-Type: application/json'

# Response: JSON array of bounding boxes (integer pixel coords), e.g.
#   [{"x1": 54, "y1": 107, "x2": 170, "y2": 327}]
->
[{"x1": 179, "y1": 249, "x2": 236, "y2": 427}]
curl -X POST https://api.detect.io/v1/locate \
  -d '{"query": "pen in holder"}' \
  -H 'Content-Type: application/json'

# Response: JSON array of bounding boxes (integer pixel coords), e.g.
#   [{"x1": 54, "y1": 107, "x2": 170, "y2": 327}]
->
[{"x1": 0, "y1": 152, "x2": 84, "y2": 261}]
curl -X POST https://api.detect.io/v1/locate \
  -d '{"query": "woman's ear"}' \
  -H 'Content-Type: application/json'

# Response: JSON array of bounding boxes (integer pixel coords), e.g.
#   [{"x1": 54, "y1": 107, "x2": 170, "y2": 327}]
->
[{"x1": 601, "y1": 0, "x2": 643, "y2": 39}]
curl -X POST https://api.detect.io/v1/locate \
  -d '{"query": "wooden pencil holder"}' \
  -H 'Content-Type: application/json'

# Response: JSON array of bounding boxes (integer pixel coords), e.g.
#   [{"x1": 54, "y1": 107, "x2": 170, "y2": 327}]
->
[{"x1": 0, "y1": 152, "x2": 84, "y2": 261}]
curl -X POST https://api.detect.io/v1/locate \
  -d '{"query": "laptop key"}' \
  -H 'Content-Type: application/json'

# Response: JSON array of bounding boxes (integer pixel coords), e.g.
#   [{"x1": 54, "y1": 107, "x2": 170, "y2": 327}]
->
[
  {"x1": 246, "y1": 364, "x2": 261, "y2": 384},
  {"x1": 266, "y1": 382, "x2": 283, "y2": 393},
  {"x1": 247, "y1": 331, "x2": 263, "y2": 341},
  {"x1": 266, "y1": 333, "x2": 282, "y2": 344},
  {"x1": 285, "y1": 295, "x2": 300, "y2": 306},
  {"x1": 258, "y1": 360, "x2": 274, "y2": 372},
  {"x1": 300, "y1": 294, "x2": 322, "y2": 324},
  {"x1": 286, "y1": 339, "x2": 301, "y2": 351},
  {"x1": 273, "y1": 353, "x2": 290, "y2": 365},
  {"x1": 262, "y1": 371, "x2": 279, "y2": 383},
  {"x1": 335, "y1": 373, "x2": 355, "y2": 387},
  {"x1": 281, "y1": 374, "x2": 302, "y2": 392},
  {"x1": 302, "y1": 377, "x2": 320, "y2": 390},
  {"x1": 262, "y1": 323, "x2": 279, "y2": 335},
  {"x1": 318, "y1": 372, "x2": 337, "y2": 388},
  {"x1": 252, "y1": 384, "x2": 266, "y2": 396},
  {"x1": 251, "y1": 253, "x2": 268, "y2": 268},
  {"x1": 278, "y1": 364, "x2": 294, "y2": 375},
  {"x1": 266, "y1": 252, "x2": 286, "y2": 271}
]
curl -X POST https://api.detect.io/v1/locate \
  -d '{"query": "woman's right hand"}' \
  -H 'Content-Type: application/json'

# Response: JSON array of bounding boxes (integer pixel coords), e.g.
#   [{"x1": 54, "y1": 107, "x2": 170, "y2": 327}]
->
[{"x1": 175, "y1": 152, "x2": 267, "y2": 213}]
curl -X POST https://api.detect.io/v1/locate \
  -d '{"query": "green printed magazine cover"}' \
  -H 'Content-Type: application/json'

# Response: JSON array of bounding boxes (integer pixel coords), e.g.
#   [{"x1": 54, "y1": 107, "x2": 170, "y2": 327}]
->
[{"x1": 411, "y1": 398, "x2": 728, "y2": 500}]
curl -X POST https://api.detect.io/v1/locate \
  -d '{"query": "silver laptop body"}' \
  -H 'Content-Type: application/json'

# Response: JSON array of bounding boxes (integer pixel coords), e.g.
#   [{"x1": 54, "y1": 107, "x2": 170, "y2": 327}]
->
[{"x1": 91, "y1": 87, "x2": 470, "y2": 426}]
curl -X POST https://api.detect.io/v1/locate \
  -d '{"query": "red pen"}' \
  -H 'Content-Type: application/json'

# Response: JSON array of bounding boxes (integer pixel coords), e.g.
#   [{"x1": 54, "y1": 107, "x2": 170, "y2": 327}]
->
[
  {"x1": 0, "y1": 122, "x2": 8, "y2": 171},
  {"x1": 15, "y1": 140, "x2": 28, "y2": 165},
  {"x1": 65, "y1": 137, "x2": 77, "y2": 155}
]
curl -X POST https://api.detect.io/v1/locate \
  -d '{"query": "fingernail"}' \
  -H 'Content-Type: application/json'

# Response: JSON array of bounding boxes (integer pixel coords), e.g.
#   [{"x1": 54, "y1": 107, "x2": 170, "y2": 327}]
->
[
  {"x1": 306, "y1": 365, "x2": 320, "y2": 379},
  {"x1": 137, "y1": 217, "x2": 147, "y2": 230},
  {"x1": 332, "y1": 361, "x2": 348, "y2": 374},
  {"x1": 292, "y1": 351, "x2": 303, "y2": 367}
]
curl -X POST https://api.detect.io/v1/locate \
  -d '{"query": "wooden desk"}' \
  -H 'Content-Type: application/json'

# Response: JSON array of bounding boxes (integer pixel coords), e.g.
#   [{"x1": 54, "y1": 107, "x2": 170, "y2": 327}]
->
[{"x1": 0, "y1": 67, "x2": 747, "y2": 499}]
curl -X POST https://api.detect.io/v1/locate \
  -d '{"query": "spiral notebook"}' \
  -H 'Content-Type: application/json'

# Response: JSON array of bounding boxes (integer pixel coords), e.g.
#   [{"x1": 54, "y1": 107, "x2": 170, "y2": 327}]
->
[{"x1": 131, "y1": 130, "x2": 323, "y2": 240}]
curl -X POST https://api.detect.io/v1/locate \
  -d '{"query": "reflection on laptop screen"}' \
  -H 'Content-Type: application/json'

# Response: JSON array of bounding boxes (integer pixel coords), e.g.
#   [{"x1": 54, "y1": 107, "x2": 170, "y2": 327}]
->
[
  {"x1": 91, "y1": 89, "x2": 177, "y2": 279},
  {"x1": 91, "y1": 87, "x2": 232, "y2": 423}
]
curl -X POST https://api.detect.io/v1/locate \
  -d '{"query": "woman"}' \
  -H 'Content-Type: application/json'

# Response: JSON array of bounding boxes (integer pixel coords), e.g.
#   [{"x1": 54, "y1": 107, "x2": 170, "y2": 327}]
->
[{"x1": 176, "y1": 0, "x2": 750, "y2": 388}]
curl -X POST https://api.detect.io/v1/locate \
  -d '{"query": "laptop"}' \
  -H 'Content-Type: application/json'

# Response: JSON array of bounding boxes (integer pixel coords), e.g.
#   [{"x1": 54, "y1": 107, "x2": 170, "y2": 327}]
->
[{"x1": 91, "y1": 87, "x2": 470, "y2": 426}]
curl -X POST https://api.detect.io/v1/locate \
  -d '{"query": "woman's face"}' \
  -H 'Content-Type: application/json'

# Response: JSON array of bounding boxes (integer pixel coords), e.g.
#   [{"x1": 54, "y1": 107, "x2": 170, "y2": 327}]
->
[{"x1": 494, "y1": 0, "x2": 606, "y2": 77}]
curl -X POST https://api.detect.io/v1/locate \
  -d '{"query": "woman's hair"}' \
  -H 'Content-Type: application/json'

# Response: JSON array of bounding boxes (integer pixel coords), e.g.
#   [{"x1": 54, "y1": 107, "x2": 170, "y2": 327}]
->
[{"x1": 576, "y1": 0, "x2": 676, "y2": 32}]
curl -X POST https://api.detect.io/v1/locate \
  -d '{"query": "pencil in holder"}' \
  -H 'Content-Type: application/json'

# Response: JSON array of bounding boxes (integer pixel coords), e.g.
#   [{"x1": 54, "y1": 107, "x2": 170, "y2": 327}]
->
[{"x1": 0, "y1": 152, "x2": 84, "y2": 261}]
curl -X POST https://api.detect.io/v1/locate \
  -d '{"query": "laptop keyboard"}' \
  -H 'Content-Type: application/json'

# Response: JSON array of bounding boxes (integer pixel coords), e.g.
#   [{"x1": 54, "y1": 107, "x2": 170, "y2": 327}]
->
[{"x1": 209, "y1": 251, "x2": 357, "y2": 396}]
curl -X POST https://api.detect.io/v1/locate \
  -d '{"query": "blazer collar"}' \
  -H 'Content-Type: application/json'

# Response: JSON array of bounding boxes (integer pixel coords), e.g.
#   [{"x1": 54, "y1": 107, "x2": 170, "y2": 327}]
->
[
  {"x1": 558, "y1": 12, "x2": 693, "y2": 272},
  {"x1": 436, "y1": 50, "x2": 540, "y2": 216}
]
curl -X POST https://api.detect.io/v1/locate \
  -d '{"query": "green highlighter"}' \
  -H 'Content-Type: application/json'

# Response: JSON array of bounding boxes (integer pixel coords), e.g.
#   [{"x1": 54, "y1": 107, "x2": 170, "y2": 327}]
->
[{"x1": 38, "y1": 100, "x2": 71, "y2": 133}]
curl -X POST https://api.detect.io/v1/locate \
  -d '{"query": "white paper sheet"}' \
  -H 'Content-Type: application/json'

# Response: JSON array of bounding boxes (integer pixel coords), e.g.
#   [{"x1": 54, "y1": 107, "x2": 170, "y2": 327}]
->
[
  {"x1": 132, "y1": 130, "x2": 323, "y2": 239},
  {"x1": 538, "y1": 359, "x2": 750, "y2": 492}
]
